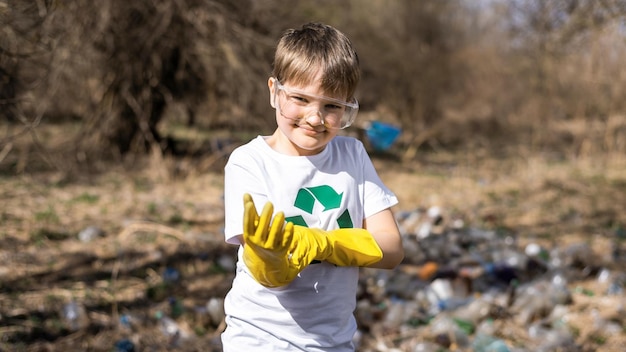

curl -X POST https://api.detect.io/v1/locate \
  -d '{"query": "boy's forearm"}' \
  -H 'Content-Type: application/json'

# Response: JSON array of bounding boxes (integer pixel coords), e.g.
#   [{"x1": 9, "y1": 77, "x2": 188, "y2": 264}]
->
[
  {"x1": 363, "y1": 209, "x2": 404, "y2": 269},
  {"x1": 366, "y1": 237, "x2": 404, "y2": 269}
]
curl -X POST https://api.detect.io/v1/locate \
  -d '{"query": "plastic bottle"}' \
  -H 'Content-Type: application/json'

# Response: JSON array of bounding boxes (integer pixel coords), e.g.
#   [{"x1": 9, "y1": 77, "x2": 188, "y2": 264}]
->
[
  {"x1": 548, "y1": 243, "x2": 594, "y2": 271},
  {"x1": 217, "y1": 254, "x2": 236, "y2": 272},
  {"x1": 62, "y1": 300, "x2": 88, "y2": 331},
  {"x1": 114, "y1": 338, "x2": 135, "y2": 352},
  {"x1": 156, "y1": 311, "x2": 180, "y2": 346},
  {"x1": 591, "y1": 308, "x2": 623, "y2": 336},
  {"x1": 483, "y1": 262, "x2": 519, "y2": 286},
  {"x1": 412, "y1": 341, "x2": 443, "y2": 352},
  {"x1": 525, "y1": 242, "x2": 549, "y2": 263},
  {"x1": 491, "y1": 248, "x2": 527, "y2": 272},
  {"x1": 472, "y1": 332, "x2": 510, "y2": 352},
  {"x1": 119, "y1": 313, "x2": 137, "y2": 330},
  {"x1": 382, "y1": 298, "x2": 412, "y2": 329},
  {"x1": 548, "y1": 272, "x2": 572, "y2": 305},
  {"x1": 429, "y1": 315, "x2": 470, "y2": 349},
  {"x1": 512, "y1": 282, "x2": 546, "y2": 325},
  {"x1": 78, "y1": 225, "x2": 104, "y2": 242},
  {"x1": 169, "y1": 296, "x2": 185, "y2": 318},
  {"x1": 162, "y1": 267, "x2": 180, "y2": 284},
  {"x1": 528, "y1": 320, "x2": 576, "y2": 352},
  {"x1": 453, "y1": 297, "x2": 491, "y2": 325},
  {"x1": 598, "y1": 269, "x2": 625, "y2": 295},
  {"x1": 206, "y1": 297, "x2": 225, "y2": 325},
  {"x1": 421, "y1": 278, "x2": 453, "y2": 315}
]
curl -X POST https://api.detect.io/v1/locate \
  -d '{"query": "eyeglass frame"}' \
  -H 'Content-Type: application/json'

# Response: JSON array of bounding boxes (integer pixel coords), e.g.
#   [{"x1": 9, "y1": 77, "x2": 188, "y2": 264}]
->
[{"x1": 272, "y1": 78, "x2": 359, "y2": 129}]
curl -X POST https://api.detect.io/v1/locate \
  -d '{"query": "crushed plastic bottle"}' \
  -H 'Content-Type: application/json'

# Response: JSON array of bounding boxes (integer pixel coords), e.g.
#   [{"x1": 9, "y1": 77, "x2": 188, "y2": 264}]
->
[
  {"x1": 169, "y1": 296, "x2": 185, "y2": 318},
  {"x1": 156, "y1": 311, "x2": 181, "y2": 346},
  {"x1": 217, "y1": 254, "x2": 236, "y2": 272},
  {"x1": 429, "y1": 314, "x2": 471, "y2": 349},
  {"x1": 598, "y1": 268, "x2": 626, "y2": 295},
  {"x1": 61, "y1": 300, "x2": 88, "y2": 331},
  {"x1": 162, "y1": 267, "x2": 180, "y2": 284},
  {"x1": 548, "y1": 243, "x2": 595, "y2": 273},
  {"x1": 78, "y1": 225, "x2": 104, "y2": 242},
  {"x1": 472, "y1": 332, "x2": 510, "y2": 352},
  {"x1": 206, "y1": 297, "x2": 225, "y2": 326},
  {"x1": 119, "y1": 313, "x2": 135, "y2": 330},
  {"x1": 412, "y1": 341, "x2": 444, "y2": 352},
  {"x1": 118, "y1": 311, "x2": 146, "y2": 332},
  {"x1": 113, "y1": 338, "x2": 135, "y2": 352},
  {"x1": 452, "y1": 297, "x2": 493, "y2": 325},
  {"x1": 527, "y1": 320, "x2": 576, "y2": 351},
  {"x1": 381, "y1": 297, "x2": 421, "y2": 330},
  {"x1": 590, "y1": 308, "x2": 623, "y2": 337}
]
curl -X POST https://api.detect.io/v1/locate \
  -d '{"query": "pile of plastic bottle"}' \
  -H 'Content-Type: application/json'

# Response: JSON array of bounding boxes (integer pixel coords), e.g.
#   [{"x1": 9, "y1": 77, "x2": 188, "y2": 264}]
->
[
  {"x1": 60, "y1": 205, "x2": 624, "y2": 351},
  {"x1": 352, "y1": 206, "x2": 626, "y2": 351}
]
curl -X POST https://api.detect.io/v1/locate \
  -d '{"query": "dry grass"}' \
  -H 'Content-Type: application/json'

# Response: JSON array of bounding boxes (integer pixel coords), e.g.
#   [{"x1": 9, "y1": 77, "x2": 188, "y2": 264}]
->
[
  {"x1": 1, "y1": 122, "x2": 625, "y2": 350},
  {"x1": 379, "y1": 151, "x2": 626, "y2": 250}
]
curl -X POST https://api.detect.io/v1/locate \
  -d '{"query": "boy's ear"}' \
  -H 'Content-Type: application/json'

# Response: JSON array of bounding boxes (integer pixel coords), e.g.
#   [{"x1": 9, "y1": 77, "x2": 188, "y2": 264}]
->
[{"x1": 268, "y1": 77, "x2": 276, "y2": 108}]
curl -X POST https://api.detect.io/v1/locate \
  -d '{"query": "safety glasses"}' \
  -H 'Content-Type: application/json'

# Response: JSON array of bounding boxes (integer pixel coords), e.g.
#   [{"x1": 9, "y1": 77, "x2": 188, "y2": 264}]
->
[{"x1": 273, "y1": 79, "x2": 359, "y2": 129}]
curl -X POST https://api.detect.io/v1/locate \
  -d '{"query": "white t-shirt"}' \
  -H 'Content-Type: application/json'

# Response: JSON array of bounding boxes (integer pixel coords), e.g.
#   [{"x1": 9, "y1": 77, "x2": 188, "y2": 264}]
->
[{"x1": 222, "y1": 135, "x2": 398, "y2": 351}]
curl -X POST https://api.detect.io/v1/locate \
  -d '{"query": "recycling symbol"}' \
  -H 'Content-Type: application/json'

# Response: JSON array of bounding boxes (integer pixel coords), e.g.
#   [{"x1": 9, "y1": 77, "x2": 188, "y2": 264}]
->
[{"x1": 284, "y1": 185, "x2": 353, "y2": 229}]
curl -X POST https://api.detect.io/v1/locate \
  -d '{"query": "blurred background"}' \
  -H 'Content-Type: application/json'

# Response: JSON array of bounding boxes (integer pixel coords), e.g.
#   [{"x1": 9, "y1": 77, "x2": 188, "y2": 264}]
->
[
  {"x1": 2, "y1": 1, "x2": 626, "y2": 351},
  {"x1": 2, "y1": 0, "x2": 626, "y2": 173}
]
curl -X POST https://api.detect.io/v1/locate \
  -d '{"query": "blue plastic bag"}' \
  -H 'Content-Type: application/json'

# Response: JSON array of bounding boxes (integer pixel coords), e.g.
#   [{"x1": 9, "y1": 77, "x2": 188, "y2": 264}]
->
[{"x1": 365, "y1": 121, "x2": 401, "y2": 151}]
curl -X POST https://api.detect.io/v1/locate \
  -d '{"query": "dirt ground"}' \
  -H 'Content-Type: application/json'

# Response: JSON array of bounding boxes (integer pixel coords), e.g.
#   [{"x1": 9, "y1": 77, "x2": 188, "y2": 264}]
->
[{"x1": 1, "y1": 147, "x2": 625, "y2": 351}]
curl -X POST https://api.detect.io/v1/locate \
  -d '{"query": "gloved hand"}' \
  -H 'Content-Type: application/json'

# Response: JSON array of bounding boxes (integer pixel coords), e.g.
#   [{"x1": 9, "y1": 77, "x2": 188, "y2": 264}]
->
[
  {"x1": 241, "y1": 193, "x2": 299, "y2": 287},
  {"x1": 241, "y1": 194, "x2": 383, "y2": 287}
]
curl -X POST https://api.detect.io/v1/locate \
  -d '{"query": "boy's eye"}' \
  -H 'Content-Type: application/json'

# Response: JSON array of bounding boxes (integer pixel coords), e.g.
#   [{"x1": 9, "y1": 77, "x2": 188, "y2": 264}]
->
[
  {"x1": 326, "y1": 104, "x2": 343, "y2": 110},
  {"x1": 289, "y1": 95, "x2": 309, "y2": 104}
]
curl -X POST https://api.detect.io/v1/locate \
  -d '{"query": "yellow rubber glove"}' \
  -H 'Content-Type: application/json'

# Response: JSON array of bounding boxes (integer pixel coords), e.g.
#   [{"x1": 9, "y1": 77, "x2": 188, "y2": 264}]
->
[
  {"x1": 241, "y1": 194, "x2": 383, "y2": 287},
  {"x1": 291, "y1": 226, "x2": 383, "y2": 268},
  {"x1": 241, "y1": 193, "x2": 299, "y2": 287}
]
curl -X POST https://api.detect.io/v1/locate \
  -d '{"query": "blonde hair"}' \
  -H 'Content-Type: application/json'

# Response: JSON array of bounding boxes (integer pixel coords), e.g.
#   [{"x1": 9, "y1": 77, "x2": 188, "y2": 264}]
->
[{"x1": 272, "y1": 22, "x2": 360, "y2": 100}]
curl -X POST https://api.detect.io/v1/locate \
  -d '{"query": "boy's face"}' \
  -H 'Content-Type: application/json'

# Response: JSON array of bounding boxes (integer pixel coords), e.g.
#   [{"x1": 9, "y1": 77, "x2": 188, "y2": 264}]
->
[{"x1": 267, "y1": 74, "x2": 347, "y2": 156}]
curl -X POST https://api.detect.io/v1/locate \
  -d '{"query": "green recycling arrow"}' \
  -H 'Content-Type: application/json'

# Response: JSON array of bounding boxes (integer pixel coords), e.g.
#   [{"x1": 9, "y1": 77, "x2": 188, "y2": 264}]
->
[
  {"x1": 285, "y1": 215, "x2": 307, "y2": 227},
  {"x1": 294, "y1": 185, "x2": 343, "y2": 213},
  {"x1": 286, "y1": 185, "x2": 354, "y2": 229}
]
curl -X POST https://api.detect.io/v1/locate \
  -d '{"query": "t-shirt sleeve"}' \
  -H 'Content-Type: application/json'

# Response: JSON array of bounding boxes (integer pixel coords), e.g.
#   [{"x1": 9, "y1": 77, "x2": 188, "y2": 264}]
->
[
  {"x1": 223, "y1": 145, "x2": 267, "y2": 245},
  {"x1": 358, "y1": 141, "x2": 399, "y2": 218}
]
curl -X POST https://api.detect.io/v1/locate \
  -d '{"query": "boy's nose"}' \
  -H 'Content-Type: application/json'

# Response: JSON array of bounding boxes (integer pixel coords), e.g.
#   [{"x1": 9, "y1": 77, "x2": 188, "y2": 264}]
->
[{"x1": 303, "y1": 110, "x2": 325, "y2": 126}]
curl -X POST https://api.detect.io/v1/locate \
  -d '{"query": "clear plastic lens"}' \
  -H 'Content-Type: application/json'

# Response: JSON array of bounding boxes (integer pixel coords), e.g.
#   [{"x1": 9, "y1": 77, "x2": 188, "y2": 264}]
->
[{"x1": 274, "y1": 80, "x2": 358, "y2": 129}]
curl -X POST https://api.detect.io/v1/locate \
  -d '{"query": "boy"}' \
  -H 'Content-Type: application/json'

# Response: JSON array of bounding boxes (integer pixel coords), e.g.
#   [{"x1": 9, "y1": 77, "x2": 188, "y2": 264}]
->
[{"x1": 221, "y1": 22, "x2": 404, "y2": 351}]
